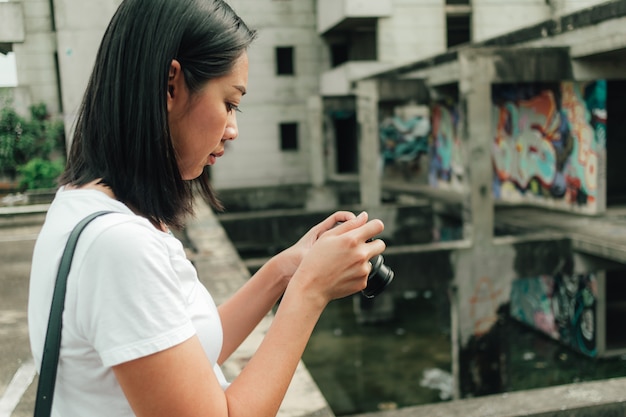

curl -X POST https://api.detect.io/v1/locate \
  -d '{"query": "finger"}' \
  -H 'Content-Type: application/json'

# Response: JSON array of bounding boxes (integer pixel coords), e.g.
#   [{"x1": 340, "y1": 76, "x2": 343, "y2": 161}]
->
[
  {"x1": 332, "y1": 211, "x2": 357, "y2": 224},
  {"x1": 315, "y1": 211, "x2": 357, "y2": 235},
  {"x1": 327, "y1": 211, "x2": 368, "y2": 235},
  {"x1": 365, "y1": 237, "x2": 387, "y2": 258},
  {"x1": 347, "y1": 217, "x2": 384, "y2": 242}
]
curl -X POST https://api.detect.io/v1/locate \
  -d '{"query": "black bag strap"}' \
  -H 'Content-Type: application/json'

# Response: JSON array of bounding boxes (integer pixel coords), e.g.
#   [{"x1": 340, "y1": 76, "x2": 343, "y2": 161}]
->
[{"x1": 34, "y1": 210, "x2": 114, "y2": 416}]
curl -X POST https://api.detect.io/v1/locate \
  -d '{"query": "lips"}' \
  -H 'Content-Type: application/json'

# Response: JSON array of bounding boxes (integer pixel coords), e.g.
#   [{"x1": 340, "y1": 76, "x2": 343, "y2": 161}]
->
[{"x1": 208, "y1": 150, "x2": 224, "y2": 165}]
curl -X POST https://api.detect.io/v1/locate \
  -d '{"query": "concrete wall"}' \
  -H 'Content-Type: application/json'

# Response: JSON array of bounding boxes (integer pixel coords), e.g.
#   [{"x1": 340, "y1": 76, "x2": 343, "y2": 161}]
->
[
  {"x1": 550, "y1": 0, "x2": 610, "y2": 16},
  {"x1": 214, "y1": 0, "x2": 326, "y2": 189},
  {"x1": 0, "y1": 2, "x2": 25, "y2": 44},
  {"x1": 377, "y1": 0, "x2": 446, "y2": 64},
  {"x1": 11, "y1": 0, "x2": 59, "y2": 115},
  {"x1": 472, "y1": 0, "x2": 612, "y2": 43},
  {"x1": 317, "y1": 0, "x2": 392, "y2": 34},
  {"x1": 472, "y1": 0, "x2": 550, "y2": 42},
  {"x1": 52, "y1": 0, "x2": 120, "y2": 138}
]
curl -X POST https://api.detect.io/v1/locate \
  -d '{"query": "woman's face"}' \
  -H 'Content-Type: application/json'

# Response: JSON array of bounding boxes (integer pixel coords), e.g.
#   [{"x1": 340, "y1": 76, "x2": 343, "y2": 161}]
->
[{"x1": 167, "y1": 53, "x2": 249, "y2": 180}]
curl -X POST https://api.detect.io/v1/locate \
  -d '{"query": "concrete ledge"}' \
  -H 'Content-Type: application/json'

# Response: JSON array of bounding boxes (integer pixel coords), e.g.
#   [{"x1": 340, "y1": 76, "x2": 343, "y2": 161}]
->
[
  {"x1": 0, "y1": 204, "x2": 50, "y2": 216},
  {"x1": 0, "y1": 204, "x2": 49, "y2": 229},
  {"x1": 351, "y1": 377, "x2": 626, "y2": 417}
]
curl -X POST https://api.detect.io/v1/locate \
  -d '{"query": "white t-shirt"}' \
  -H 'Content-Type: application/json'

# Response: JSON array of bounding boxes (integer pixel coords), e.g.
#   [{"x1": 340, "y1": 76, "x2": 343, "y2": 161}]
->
[{"x1": 28, "y1": 188, "x2": 229, "y2": 416}]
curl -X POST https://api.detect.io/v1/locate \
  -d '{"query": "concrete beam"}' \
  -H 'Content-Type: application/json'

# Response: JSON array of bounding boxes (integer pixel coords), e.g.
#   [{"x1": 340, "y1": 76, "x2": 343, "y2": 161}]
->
[
  {"x1": 400, "y1": 60, "x2": 460, "y2": 87},
  {"x1": 389, "y1": 47, "x2": 573, "y2": 87},
  {"x1": 377, "y1": 78, "x2": 429, "y2": 102}
]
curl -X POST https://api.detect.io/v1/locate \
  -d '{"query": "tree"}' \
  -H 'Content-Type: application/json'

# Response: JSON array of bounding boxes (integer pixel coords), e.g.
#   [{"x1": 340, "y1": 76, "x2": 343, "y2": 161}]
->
[{"x1": 0, "y1": 99, "x2": 65, "y2": 190}]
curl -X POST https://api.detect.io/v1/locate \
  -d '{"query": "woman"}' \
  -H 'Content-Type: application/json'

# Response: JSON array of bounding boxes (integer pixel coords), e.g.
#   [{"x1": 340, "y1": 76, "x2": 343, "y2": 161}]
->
[{"x1": 28, "y1": 0, "x2": 385, "y2": 415}]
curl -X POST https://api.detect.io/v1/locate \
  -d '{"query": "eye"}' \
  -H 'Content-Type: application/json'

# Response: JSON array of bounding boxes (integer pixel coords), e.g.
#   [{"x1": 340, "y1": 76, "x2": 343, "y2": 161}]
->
[{"x1": 226, "y1": 102, "x2": 242, "y2": 114}]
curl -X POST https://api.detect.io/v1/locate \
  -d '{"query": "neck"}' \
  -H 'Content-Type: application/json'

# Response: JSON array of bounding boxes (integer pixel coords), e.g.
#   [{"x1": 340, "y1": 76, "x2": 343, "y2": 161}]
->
[{"x1": 66, "y1": 180, "x2": 168, "y2": 232}]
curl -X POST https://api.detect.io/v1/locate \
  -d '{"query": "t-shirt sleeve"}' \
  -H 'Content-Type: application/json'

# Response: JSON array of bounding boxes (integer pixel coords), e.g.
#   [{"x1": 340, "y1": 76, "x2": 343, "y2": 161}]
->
[{"x1": 73, "y1": 220, "x2": 196, "y2": 367}]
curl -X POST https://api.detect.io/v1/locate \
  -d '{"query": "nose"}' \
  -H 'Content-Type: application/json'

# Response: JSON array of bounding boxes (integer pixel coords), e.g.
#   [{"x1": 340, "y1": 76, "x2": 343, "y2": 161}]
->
[{"x1": 223, "y1": 113, "x2": 238, "y2": 141}]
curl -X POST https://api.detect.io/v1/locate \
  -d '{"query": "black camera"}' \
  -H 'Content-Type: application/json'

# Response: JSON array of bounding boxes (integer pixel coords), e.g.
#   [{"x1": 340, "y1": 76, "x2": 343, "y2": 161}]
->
[{"x1": 362, "y1": 252, "x2": 394, "y2": 298}]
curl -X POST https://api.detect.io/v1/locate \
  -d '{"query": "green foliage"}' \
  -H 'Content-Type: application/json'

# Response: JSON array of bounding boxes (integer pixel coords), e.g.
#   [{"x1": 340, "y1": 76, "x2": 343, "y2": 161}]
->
[
  {"x1": 18, "y1": 158, "x2": 65, "y2": 190},
  {"x1": 0, "y1": 99, "x2": 66, "y2": 189}
]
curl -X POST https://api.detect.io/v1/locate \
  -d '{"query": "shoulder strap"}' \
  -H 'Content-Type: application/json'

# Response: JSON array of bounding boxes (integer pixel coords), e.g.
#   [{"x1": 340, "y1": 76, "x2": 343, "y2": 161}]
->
[{"x1": 34, "y1": 210, "x2": 114, "y2": 417}]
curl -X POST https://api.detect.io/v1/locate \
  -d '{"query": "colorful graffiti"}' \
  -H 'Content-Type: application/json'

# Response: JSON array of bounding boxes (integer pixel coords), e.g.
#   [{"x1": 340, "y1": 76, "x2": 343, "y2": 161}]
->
[
  {"x1": 510, "y1": 273, "x2": 597, "y2": 357},
  {"x1": 470, "y1": 276, "x2": 504, "y2": 337},
  {"x1": 379, "y1": 108, "x2": 430, "y2": 177},
  {"x1": 492, "y1": 81, "x2": 607, "y2": 213},
  {"x1": 429, "y1": 103, "x2": 464, "y2": 189}
]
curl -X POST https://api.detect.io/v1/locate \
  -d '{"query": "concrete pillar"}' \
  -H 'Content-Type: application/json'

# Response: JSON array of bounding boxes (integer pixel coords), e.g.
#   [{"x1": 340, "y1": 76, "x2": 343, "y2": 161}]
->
[
  {"x1": 306, "y1": 95, "x2": 338, "y2": 210},
  {"x1": 308, "y1": 95, "x2": 325, "y2": 188},
  {"x1": 452, "y1": 49, "x2": 500, "y2": 398},
  {"x1": 356, "y1": 79, "x2": 381, "y2": 208},
  {"x1": 458, "y1": 49, "x2": 495, "y2": 247}
]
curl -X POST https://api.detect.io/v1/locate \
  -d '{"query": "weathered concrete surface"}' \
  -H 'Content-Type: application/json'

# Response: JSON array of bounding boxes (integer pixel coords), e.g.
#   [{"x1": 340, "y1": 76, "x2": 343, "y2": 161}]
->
[
  {"x1": 350, "y1": 377, "x2": 626, "y2": 417},
  {"x1": 496, "y1": 205, "x2": 626, "y2": 264}
]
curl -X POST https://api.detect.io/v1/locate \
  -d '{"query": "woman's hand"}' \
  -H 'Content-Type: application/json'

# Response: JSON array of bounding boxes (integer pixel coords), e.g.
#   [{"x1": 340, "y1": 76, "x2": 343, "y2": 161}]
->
[
  {"x1": 286, "y1": 211, "x2": 386, "y2": 307},
  {"x1": 271, "y1": 211, "x2": 358, "y2": 282}
]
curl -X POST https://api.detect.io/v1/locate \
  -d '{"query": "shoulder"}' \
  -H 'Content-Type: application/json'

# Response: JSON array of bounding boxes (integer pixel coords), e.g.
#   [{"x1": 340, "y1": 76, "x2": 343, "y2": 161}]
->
[{"x1": 80, "y1": 212, "x2": 175, "y2": 260}]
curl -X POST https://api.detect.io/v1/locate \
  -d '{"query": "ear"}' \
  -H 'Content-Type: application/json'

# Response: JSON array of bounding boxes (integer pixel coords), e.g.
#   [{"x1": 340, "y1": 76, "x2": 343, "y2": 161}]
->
[{"x1": 167, "y1": 59, "x2": 183, "y2": 112}]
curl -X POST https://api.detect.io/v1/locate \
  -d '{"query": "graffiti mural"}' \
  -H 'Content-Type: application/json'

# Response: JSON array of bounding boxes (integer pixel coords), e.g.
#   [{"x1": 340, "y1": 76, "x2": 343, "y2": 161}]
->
[
  {"x1": 379, "y1": 105, "x2": 430, "y2": 178},
  {"x1": 429, "y1": 103, "x2": 465, "y2": 189},
  {"x1": 510, "y1": 273, "x2": 597, "y2": 357},
  {"x1": 492, "y1": 81, "x2": 607, "y2": 213}
]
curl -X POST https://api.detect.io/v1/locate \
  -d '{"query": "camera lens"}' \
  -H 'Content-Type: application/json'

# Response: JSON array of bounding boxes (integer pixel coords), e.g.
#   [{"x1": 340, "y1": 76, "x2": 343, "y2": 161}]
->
[{"x1": 362, "y1": 254, "x2": 394, "y2": 298}]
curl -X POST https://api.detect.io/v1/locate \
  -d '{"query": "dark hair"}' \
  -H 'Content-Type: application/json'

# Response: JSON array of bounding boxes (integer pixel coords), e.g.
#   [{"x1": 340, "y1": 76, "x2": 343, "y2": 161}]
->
[{"x1": 60, "y1": 0, "x2": 257, "y2": 228}]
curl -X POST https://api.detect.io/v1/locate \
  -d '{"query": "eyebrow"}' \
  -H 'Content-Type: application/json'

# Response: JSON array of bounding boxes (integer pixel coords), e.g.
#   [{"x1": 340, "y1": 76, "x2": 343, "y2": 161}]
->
[{"x1": 233, "y1": 85, "x2": 247, "y2": 96}]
